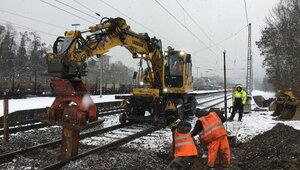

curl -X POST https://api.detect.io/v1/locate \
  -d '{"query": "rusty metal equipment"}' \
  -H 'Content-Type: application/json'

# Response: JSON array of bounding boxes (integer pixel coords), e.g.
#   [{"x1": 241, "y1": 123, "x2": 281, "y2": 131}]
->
[{"x1": 44, "y1": 78, "x2": 103, "y2": 159}]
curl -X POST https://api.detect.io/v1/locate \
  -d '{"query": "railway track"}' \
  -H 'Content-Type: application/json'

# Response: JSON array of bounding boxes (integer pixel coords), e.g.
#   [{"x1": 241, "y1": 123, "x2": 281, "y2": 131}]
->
[
  {"x1": 0, "y1": 101, "x2": 125, "y2": 135},
  {"x1": 40, "y1": 96, "x2": 232, "y2": 169},
  {"x1": 40, "y1": 125, "x2": 164, "y2": 170},
  {"x1": 0, "y1": 92, "x2": 227, "y2": 135},
  {"x1": 0, "y1": 94, "x2": 232, "y2": 169},
  {"x1": 0, "y1": 122, "x2": 134, "y2": 161},
  {"x1": 0, "y1": 92, "x2": 230, "y2": 136},
  {"x1": 0, "y1": 97, "x2": 230, "y2": 169}
]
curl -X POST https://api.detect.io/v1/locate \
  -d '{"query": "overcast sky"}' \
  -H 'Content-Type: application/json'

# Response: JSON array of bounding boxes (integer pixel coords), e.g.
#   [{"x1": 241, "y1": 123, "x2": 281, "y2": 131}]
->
[{"x1": 0, "y1": 0, "x2": 280, "y2": 85}]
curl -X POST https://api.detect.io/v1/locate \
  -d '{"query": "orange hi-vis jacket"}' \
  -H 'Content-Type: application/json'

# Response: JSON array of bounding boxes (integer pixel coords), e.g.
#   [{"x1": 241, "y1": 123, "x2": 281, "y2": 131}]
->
[
  {"x1": 174, "y1": 129, "x2": 198, "y2": 157},
  {"x1": 198, "y1": 112, "x2": 227, "y2": 146}
]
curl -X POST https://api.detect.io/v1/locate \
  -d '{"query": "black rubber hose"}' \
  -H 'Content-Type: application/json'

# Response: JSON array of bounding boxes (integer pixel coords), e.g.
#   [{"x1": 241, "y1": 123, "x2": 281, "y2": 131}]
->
[{"x1": 53, "y1": 36, "x2": 65, "y2": 54}]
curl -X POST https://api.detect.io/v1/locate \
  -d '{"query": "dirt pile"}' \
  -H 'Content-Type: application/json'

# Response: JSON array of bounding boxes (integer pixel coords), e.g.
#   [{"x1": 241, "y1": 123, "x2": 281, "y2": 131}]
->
[{"x1": 238, "y1": 123, "x2": 300, "y2": 170}]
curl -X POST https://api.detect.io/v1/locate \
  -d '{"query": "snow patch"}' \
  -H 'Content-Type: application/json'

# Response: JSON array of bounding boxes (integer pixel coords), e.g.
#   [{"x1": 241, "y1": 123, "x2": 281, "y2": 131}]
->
[
  {"x1": 0, "y1": 95, "x2": 121, "y2": 117},
  {"x1": 252, "y1": 90, "x2": 275, "y2": 99}
]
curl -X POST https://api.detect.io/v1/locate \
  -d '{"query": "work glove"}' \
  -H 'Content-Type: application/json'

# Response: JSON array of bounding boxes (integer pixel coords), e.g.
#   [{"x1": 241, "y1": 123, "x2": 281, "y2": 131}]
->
[{"x1": 171, "y1": 119, "x2": 181, "y2": 129}]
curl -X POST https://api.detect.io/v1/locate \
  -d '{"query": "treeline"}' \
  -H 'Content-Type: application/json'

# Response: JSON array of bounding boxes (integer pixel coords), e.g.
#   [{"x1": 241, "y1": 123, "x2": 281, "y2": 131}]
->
[
  {"x1": 257, "y1": 0, "x2": 300, "y2": 92},
  {"x1": 0, "y1": 24, "x2": 48, "y2": 93}
]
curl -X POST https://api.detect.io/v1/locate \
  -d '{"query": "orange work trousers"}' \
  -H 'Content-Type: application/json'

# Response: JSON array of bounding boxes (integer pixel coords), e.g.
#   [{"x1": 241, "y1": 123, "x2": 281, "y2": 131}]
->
[{"x1": 207, "y1": 135, "x2": 230, "y2": 168}]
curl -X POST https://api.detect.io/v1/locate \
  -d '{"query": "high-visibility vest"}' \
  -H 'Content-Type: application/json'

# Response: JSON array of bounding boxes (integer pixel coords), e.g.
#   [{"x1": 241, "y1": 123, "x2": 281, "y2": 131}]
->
[
  {"x1": 174, "y1": 129, "x2": 198, "y2": 157},
  {"x1": 198, "y1": 112, "x2": 227, "y2": 146},
  {"x1": 233, "y1": 90, "x2": 247, "y2": 105}
]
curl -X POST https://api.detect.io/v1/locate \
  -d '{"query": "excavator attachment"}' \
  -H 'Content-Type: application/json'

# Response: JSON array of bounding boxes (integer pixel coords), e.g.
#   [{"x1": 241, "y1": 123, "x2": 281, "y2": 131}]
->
[
  {"x1": 253, "y1": 95, "x2": 274, "y2": 107},
  {"x1": 273, "y1": 81, "x2": 300, "y2": 120}
]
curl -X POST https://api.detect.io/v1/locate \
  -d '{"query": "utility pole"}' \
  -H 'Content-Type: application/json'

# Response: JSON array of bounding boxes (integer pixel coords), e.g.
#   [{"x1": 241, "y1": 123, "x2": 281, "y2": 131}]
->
[
  {"x1": 223, "y1": 51, "x2": 227, "y2": 119},
  {"x1": 99, "y1": 57, "x2": 103, "y2": 98},
  {"x1": 246, "y1": 23, "x2": 253, "y2": 95},
  {"x1": 196, "y1": 67, "x2": 200, "y2": 90},
  {"x1": 3, "y1": 92, "x2": 9, "y2": 144}
]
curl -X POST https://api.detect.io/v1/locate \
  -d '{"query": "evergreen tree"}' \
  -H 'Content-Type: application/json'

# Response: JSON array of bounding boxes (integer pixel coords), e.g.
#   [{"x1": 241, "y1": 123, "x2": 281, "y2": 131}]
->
[
  {"x1": 0, "y1": 27, "x2": 17, "y2": 88},
  {"x1": 15, "y1": 31, "x2": 30, "y2": 82}
]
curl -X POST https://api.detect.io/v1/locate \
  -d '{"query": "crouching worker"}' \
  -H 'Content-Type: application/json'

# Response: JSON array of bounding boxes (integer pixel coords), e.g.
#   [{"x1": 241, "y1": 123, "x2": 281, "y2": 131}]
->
[
  {"x1": 191, "y1": 109, "x2": 230, "y2": 170},
  {"x1": 167, "y1": 120, "x2": 198, "y2": 170}
]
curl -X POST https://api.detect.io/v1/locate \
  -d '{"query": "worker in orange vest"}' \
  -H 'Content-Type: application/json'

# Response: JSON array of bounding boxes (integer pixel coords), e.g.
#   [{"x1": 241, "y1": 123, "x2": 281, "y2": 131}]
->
[
  {"x1": 191, "y1": 109, "x2": 230, "y2": 170},
  {"x1": 167, "y1": 120, "x2": 198, "y2": 170}
]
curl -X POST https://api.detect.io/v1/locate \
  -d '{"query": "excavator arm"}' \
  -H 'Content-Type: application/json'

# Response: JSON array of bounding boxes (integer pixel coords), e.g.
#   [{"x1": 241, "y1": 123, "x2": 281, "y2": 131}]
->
[{"x1": 47, "y1": 17, "x2": 163, "y2": 88}]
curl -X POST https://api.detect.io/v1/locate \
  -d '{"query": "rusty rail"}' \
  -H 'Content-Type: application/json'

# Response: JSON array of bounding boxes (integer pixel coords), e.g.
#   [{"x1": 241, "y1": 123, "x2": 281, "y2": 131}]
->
[
  {"x1": 0, "y1": 122, "x2": 133, "y2": 161},
  {"x1": 40, "y1": 125, "x2": 164, "y2": 170}
]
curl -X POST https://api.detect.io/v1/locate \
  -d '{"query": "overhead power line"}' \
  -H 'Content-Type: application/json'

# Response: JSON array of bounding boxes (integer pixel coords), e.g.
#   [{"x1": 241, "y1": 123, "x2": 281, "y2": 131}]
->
[
  {"x1": 0, "y1": 19, "x2": 58, "y2": 37},
  {"x1": 153, "y1": 0, "x2": 221, "y2": 59},
  {"x1": 73, "y1": 0, "x2": 102, "y2": 18},
  {"x1": 175, "y1": 0, "x2": 223, "y2": 52},
  {"x1": 243, "y1": 0, "x2": 249, "y2": 25},
  {"x1": 55, "y1": 0, "x2": 100, "y2": 21},
  {"x1": 0, "y1": 9, "x2": 68, "y2": 30},
  {"x1": 97, "y1": 0, "x2": 180, "y2": 48},
  {"x1": 40, "y1": 0, "x2": 94, "y2": 24},
  {"x1": 192, "y1": 24, "x2": 248, "y2": 54}
]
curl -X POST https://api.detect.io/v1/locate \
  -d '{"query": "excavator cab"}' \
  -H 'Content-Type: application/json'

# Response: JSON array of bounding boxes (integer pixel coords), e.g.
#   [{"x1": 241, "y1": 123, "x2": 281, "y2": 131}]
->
[
  {"x1": 163, "y1": 49, "x2": 193, "y2": 93},
  {"x1": 165, "y1": 52, "x2": 184, "y2": 88}
]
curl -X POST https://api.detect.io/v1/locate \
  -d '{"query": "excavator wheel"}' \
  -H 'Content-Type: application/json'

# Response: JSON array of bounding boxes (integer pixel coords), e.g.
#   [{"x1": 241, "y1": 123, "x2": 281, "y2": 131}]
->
[
  {"x1": 291, "y1": 105, "x2": 300, "y2": 120},
  {"x1": 188, "y1": 96, "x2": 197, "y2": 116},
  {"x1": 273, "y1": 103, "x2": 283, "y2": 117},
  {"x1": 280, "y1": 105, "x2": 297, "y2": 119},
  {"x1": 119, "y1": 113, "x2": 127, "y2": 124}
]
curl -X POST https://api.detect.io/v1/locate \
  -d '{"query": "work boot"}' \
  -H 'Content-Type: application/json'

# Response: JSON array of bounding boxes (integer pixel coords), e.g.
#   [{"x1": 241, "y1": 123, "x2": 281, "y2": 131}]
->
[
  {"x1": 222, "y1": 165, "x2": 230, "y2": 170},
  {"x1": 207, "y1": 166, "x2": 215, "y2": 170},
  {"x1": 228, "y1": 118, "x2": 233, "y2": 121}
]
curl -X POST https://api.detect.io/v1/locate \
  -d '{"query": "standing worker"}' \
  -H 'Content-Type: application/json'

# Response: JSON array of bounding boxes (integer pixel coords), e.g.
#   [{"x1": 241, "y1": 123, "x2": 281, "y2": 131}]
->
[
  {"x1": 229, "y1": 84, "x2": 247, "y2": 121},
  {"x1": 167, "y1": 120, "x2": 198, "y2": 170},
  {"x1": 191, "y1": 109, "x2": 230, "y2": 170}
]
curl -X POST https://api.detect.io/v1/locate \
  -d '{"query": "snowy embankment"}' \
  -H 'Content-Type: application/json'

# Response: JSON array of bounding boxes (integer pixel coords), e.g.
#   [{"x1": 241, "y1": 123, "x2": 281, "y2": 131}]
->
[
  {"x1": 0, "y1": 95, "x2": 120, "y2": 117},
  {"x1": 225, "y1": 90, "x2": 300, "y2": 143}
]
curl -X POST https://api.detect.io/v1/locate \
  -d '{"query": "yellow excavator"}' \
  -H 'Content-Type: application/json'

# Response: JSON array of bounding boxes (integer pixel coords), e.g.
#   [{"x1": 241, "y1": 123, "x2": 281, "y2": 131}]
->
[
  {"x1": 272, "y1": 80, "x2": 300, "y2": 120},
  {"x1": 45, "y1": 17, "x2": 196, "y2": 129}
]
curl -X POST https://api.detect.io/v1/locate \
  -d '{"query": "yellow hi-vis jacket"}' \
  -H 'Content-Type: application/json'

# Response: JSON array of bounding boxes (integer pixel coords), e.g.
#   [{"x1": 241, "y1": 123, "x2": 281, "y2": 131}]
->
[{"x1": 233, "y1": 89, "x2": 247, "y2": 105}]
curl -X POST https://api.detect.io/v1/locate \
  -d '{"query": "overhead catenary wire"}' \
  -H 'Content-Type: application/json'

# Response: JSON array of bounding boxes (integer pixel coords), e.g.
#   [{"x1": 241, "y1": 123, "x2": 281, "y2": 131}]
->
[
  {"x1": 55, "y1": 0, "x2": 100, "y2": 21},
  {"x1": 243, "y1": 0, "x2": 249, "y2": 25},
  {"x1": 0, "y1": 19, "x2": 59, "y2": 37},
  {"x1": 40, "y1": 0, "x2": 95, "y2": 24},
  {"x1": 192, "y1": 24, "x2": 248, "y2": 54},
  {"x1": 97, "y1": 0, "x2": 180, "y2": 48},
  {"x1": 153, "y1": 0, "x2": 224, "y2": 75},
  {"x1": 175, "y1": 0, "x2": 223, "y2": 53},
  {"x1": 73, "y1": 0, "x2": 102, "y2": 18},
  {"x1": 153, "y1": 0, "x2": 221, "y2": 60},
  {"x1": 0, "y1": 9, "x2": 68, "y2": 30}
]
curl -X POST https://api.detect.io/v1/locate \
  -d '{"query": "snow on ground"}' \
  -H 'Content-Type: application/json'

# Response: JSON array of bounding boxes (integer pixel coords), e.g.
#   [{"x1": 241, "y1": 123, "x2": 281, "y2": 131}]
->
[
  {"x1": 225, "y1": 111, "x2": 300, "y2": 142},
  {"x1": 222, "y1": 90, "x2": 300, "y2": 143},
  {"x1": 192, "y1": 89, "x2": 223, "y2": 94},
  {"x1": 252, "y1": 90, "x2": 275, "y2": 99},
  {"x1": 0, "y1": 95, "x2": 121, "y2": 117}
]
